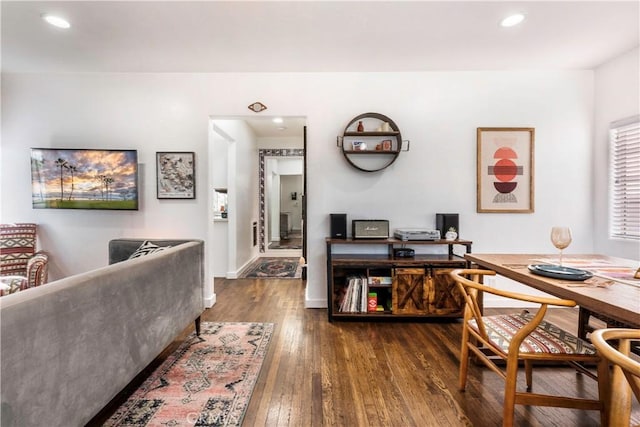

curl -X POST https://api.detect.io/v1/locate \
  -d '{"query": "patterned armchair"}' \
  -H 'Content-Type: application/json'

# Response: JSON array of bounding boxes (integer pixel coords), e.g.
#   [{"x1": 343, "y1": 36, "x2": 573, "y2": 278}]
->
[{"x1": 0, "y1": 223, "x2": 49, "y2": 295}]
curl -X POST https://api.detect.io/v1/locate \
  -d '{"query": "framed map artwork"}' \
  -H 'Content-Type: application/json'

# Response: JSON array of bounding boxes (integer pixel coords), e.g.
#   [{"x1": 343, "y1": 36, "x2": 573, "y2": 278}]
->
[{"x1": 156, "y1": 152, "x2": 195, "y2": 199}]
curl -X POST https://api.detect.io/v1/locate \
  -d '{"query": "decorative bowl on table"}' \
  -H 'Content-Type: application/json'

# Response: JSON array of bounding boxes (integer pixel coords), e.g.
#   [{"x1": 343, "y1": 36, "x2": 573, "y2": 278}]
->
[{"x1": 527, "y1": 264, "x2": 593, "y2": 281}]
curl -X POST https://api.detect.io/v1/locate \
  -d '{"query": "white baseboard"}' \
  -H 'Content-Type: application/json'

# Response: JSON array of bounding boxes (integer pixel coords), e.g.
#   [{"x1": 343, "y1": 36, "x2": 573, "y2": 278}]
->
[
  {"x1": 204, "y1": 294, "x2": 216, "y2": 308},
  {"x1": 305, "y1": 298, "x2": 328, "y2": 309},
  {"x1": 264, "y1": 249, "x2": 302, "y2": 257},
  {"x1": 227, "y1": 256, "x2": 258, "y2": 279}
]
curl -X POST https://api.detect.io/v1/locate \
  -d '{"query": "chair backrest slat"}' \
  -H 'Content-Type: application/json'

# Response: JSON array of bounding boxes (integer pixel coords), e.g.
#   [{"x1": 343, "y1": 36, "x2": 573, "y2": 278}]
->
[
  {"x1": 591, "y1": 328, "x2": 640, "y2": 405},
  {"x1": 453, "y1": 273, "x2": 489, "y2": 341}
]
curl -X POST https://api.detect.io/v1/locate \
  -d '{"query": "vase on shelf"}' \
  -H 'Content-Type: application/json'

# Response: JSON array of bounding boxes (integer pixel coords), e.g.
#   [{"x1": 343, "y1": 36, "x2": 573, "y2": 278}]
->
[
  {"x1": 445, "y1": 228, "x2": 458, "y2": 241},
  {"x1": 357, "y1": 121, "x2": 364, "y2": 132}
]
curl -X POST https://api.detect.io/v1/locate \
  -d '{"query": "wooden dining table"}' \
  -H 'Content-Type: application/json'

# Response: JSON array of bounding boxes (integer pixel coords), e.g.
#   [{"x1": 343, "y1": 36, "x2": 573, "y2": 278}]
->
[{"x1": 464, "y1": 253, "x2": 640, "y2": 331}]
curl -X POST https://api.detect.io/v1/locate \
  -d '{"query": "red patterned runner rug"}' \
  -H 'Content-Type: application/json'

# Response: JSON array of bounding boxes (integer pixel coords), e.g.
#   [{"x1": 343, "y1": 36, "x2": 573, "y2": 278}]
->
[{"x1": 104, "y1": 322, "x2": 274, "y2": 427}]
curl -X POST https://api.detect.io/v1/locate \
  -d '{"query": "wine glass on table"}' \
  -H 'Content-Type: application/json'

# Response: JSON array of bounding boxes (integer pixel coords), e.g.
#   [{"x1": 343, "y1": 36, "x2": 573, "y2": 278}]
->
[{"x1": 550, "y1": 226, "x2": 572, "y2": 267}]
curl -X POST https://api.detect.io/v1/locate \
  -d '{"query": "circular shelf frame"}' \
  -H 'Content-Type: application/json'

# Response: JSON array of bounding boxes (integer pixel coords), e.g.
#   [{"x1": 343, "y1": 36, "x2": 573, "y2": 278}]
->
[{"x1": 340, "y1": 112, "x2": 403, "y2": 172}]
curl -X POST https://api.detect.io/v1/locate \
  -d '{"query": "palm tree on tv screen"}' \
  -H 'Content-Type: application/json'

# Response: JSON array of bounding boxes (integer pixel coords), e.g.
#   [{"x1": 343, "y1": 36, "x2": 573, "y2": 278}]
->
[
  {"x1": 104, "y1": 176, "x2": 114, "y2": 201},
  {"x1": 98, "y1": 175, "x2": 106, "y2": 200},
  {"x1": 67, "y1": 165, "x2": 77, "y2": 201},
  {"x1": 55, "y1": 158, "x2": 69, "y2": 201}
]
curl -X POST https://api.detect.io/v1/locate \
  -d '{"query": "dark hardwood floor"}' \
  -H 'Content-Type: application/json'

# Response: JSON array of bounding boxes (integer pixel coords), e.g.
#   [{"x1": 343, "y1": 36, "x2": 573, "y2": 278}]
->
[{"x1": 91, "y1": 278, "x2": 639, "y2": 426}]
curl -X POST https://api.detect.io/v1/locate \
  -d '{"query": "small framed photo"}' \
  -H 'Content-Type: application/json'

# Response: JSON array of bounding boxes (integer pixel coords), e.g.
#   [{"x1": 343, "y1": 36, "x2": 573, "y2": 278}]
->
[
  {"x1": 477, "y1": 128, "x2": 534, "y2": 213},
  {"x1": 156, "y1": 152, "x2": 195, "y2": 199},
  {"x1": 352, "y1": 141, "x2": 367, "y2": 151}
]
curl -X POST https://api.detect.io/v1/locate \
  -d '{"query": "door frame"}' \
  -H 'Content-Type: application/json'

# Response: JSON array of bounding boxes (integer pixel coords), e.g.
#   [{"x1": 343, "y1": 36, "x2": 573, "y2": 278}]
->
[{"x1": 258, "y1": 148, "x2": 305, "y2": 255}]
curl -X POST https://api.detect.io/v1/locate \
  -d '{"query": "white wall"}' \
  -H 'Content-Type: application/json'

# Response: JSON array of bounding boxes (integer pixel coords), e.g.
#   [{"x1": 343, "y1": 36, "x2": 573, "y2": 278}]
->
[
  {"x1": 211, "y1": 126, "x2": 230, "y2": 278},
  {"x1": 1, "y1": 70, "x2": 606, "y2": 308},
  {"x1": 267, "y1": 160, "x2": 280, "y2": 243},
  {"x1": 231, "y1": 121, "x2": 260, "y2": 274},
  {"x1": 210, "y1": 119, "x2": 259, "y2": 277},
  {"x1": 594, "y1": 47, "x2": 640, "y2": 259},
  {"x1": 280, "y1": 174, "x2": 303, "y2": 231}
]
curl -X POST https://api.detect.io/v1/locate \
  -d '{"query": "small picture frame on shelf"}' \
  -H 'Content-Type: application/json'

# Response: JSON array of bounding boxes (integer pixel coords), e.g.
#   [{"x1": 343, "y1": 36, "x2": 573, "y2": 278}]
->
[
  {"x1": 156, "y1": 151, "x2": 196, "y2": 199},
  {"x1": 381, "y1": 140, "x2": 392, "y2": 151},
  {"x1": 352, "y1": 141, "x2": 367, "y2": 151}
]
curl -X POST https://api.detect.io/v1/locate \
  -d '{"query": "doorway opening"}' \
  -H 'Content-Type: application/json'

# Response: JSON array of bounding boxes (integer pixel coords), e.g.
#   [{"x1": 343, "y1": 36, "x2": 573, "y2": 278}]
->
[{"x1": 209, "y1": 115, "x2": 306, "y2": 279}]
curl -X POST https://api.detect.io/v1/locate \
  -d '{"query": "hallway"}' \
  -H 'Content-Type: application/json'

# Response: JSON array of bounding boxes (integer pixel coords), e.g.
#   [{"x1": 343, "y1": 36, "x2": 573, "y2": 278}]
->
[{"x1": 268, "y1": 230, "x2": 302, "y2": 250}]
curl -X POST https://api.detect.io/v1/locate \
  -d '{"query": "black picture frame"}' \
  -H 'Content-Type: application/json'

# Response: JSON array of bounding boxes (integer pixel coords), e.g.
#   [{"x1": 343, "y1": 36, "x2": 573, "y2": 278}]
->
[{"x1": 156, "y1": 152, "x2": 195, "y2": 199}]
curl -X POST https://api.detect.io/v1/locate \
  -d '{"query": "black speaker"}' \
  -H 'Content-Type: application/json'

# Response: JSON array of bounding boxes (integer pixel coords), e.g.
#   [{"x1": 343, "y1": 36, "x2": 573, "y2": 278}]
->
[
  {"x1": 436, "y1": 213, "x2": 459, "y2": 237},
  {"x1": 330, "y1": 214, "x2": 347, "y2": 239}
]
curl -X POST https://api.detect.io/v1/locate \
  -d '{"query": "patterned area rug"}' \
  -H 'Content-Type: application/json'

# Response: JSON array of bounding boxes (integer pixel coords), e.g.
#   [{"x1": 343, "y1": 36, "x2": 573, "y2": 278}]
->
[
  {"x1": 240, "y1": 257, "x2": 302, "y2": 279},
  {"x1": 104, "y1": 322, "x2": 274, "y2": 427}
]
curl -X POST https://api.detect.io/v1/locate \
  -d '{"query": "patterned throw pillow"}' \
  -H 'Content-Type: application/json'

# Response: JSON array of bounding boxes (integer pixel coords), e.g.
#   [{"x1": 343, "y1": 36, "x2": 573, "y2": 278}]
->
[{"x1": 128, "y1": 241, "x2": 172, "y2": 260}]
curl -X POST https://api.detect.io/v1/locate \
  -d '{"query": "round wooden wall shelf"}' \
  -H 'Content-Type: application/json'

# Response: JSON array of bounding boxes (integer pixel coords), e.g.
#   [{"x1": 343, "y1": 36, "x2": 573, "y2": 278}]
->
[{"x1": 338, "y1": 112, "x2": 407, "y2": 172}]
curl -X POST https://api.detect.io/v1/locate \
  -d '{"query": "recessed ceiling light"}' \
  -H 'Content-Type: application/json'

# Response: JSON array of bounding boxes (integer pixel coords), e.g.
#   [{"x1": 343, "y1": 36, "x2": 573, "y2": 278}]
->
[
  {"x1": 277, "y1": 126, "x2": 287, "y2": 131},
  {"x1": 42, "y1": 14, "x2": 71, "y2": 29},
  {"x1": 500, "y1": 13, "x2": 525, "y2": 28},
  {"x1": 272, "y1": 117, "x2": 284, "y2": 124}
]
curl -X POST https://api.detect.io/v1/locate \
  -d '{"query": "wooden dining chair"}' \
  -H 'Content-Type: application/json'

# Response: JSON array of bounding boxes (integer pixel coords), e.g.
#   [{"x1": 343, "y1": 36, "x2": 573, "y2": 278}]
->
[
  {"x1": 449, "y1": 269, "x2": 608, "y2": 427},
  {"x1": 590, "y1": 328, "x2": 640, "y2": 427}
]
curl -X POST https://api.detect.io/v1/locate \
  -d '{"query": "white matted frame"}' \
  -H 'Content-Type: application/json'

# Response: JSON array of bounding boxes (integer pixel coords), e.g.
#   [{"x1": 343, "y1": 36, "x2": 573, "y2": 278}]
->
[
  {"x1": 156, "y1": 152, "x2": 196, "y2": 199},
  {"x1": 477, "y1": 127, "x2": 534, "y2": 213}
]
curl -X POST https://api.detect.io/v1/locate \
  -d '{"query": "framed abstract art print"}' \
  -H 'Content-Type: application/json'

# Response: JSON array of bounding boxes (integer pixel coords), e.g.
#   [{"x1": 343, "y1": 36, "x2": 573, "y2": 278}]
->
[{"x1": 477, "y1": 128, "x2": 534, "y2": 213}]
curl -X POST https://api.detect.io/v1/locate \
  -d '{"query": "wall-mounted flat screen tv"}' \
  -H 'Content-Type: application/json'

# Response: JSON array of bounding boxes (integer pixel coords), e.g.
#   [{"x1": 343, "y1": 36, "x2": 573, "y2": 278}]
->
[{"x1": 30, "y1": 148, "x2": 139, "y2": 210}]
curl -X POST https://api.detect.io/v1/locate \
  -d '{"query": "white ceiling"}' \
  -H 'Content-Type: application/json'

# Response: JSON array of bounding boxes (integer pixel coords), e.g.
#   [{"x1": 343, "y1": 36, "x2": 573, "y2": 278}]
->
[
  {"x1": 2, "y1": 1, "x2": 639, "y2": 74},
  {"x1": 241, "y1": 116, "x2": 307, "y2": 138},
  {"x1": 3, "y1": 1, "x2": 638, "y2": 138}
]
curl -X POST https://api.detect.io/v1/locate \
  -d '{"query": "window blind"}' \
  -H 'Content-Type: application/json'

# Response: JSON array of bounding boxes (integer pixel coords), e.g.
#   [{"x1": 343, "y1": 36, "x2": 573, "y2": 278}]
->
[{"x1": 609, "y1": 115, "x2": 640, "y2": 240}]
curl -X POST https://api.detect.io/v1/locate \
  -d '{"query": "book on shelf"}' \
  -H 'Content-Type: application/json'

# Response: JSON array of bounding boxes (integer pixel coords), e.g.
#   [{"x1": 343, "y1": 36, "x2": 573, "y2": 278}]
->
[
  {"x1": 368, "y1": 276, "x2": 392, "y2": 285},
  {"x1": 367, "y1": 292, "x2": 378, "y2": 312},
  {"x1": 339, "y1": 275, "x2": 369, "y2": 313}
]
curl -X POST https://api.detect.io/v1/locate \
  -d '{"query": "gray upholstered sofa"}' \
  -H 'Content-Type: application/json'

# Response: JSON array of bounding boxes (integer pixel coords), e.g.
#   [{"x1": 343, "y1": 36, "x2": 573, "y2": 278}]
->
[{"x1": 0, "y1": 238, "x2": 204, "y2": 427}]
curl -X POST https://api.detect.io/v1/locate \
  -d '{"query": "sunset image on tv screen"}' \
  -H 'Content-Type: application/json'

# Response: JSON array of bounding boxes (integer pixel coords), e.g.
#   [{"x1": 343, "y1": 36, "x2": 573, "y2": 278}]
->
[{"x1": 30, "y1": 148, "x2": 138, "y2": 210}]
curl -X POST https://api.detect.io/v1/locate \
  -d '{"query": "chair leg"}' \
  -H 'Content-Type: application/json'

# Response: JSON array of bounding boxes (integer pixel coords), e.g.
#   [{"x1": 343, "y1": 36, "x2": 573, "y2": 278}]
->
[
  {"x1": 502, "y1": 356, "x2": 520, "y2": 427},
  {"x1": 459, "y1": 327, "x2": 470, "y2": 390},
  {"x1": 525, "y1": 360, "x2": 533, "y2": 391},
  {"x1": 577, "y1": 307, "x2": 591, "y2": 340},
  {"x1": 596, "y1": 357, "x2": 610, "y2": 427}
]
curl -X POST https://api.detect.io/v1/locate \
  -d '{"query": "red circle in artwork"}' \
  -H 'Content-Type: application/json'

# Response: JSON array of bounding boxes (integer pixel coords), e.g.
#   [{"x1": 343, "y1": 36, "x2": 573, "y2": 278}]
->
[
  {"x1": 494, "y1": 147, "x2": 517, "y2": 159},
  {"x1": 493, "y1": 159, "x2": 517, "y2": 182}
]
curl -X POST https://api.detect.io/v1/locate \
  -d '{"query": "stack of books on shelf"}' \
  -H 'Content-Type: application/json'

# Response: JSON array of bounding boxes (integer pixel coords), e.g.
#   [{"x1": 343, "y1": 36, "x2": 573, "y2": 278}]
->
[{"x1": 339, "y1": 275, "x2": 369, "y2": 313}]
